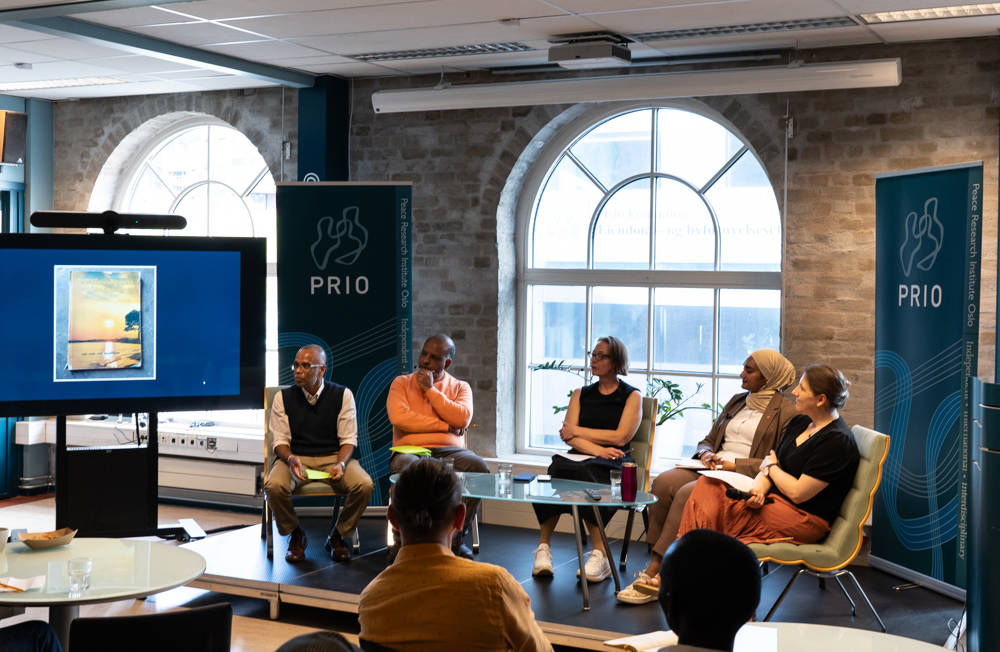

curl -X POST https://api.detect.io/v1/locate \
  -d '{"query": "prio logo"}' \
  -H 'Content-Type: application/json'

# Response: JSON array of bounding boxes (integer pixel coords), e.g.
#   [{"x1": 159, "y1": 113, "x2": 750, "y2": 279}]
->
[
  {"x1": 310, "y1": 206, "x2": 369, "y2": 269},
  {"x1": 899, "y1": 197, "x2": 944, "y2": 277}
]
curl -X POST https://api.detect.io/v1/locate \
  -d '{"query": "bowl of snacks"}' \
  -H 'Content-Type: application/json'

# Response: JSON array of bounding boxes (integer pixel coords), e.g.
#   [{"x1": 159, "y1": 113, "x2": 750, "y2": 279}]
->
[{"x1": 18, "y1": 527, "x2": 77, "y2": 550}]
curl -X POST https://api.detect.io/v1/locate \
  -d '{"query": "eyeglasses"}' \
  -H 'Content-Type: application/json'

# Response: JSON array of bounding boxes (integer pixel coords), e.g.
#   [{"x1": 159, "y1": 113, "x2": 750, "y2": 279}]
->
[
  {"x1": 587, "y1": 351, "x2": 611, "y2": 361},
  {"x1": 290, "y1": 361, "x2": 322, "y2": 371}
]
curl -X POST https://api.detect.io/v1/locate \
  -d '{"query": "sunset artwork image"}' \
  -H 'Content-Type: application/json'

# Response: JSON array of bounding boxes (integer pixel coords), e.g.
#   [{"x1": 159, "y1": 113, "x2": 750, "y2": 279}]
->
[{"x1": 66, "y1": 270, "x2": 143, "y2": 370}]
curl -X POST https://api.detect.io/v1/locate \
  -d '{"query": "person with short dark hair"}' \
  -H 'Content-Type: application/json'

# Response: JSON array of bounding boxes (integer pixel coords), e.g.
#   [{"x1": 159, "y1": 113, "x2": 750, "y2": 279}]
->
[
  {"x1": 264, "y1": 344, "x2": 375, "y2": 563},
  {"x1": 386, "y1": 334, "x2": 488, "y2": 558},
  {"x1": 655, "y1": 529, "x2": 761, "y2": 651},
  {"x1": 677, "y1": 365, "x2": 859, "y2": 545},
  {"x1": 531, "y1": 336, "x2": 642, "y2": 583},
  {"x1": 0, "y1": 620, "x2": 63, "y2": 652},
  {"x1": 358, "y1": 460, "x2": 552, "y2": 652}
]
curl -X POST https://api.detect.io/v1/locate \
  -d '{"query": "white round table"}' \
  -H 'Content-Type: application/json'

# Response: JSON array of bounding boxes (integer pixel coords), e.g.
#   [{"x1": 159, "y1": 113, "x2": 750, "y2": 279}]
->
[
  {"x1": 0, "y1": 538, "x2": 206, "y2": 650},
  {"x1": 734, "y1": 622, "x2": 947, "y2": 651}
]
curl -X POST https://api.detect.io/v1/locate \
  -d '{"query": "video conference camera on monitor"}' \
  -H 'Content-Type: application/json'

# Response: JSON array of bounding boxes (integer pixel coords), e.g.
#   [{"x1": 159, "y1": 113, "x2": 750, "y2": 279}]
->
[{"x1": 30, "y1": 210, "x2": 187, "y2": 235}]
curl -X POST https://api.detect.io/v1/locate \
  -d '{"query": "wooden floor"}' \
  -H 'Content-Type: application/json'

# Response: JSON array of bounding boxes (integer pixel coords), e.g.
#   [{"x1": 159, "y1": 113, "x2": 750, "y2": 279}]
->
[
  {"x1": 0, "y1": 495, "x2": 965, "y2": 651},
  {"x1": 0, "y1": 494, "x2": 325, "y2": 651}
]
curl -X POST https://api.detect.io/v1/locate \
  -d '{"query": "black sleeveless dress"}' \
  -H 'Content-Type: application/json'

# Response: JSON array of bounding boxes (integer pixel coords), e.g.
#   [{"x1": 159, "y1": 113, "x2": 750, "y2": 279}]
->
[{"x1": 532, "y1": 380, "x2": 638, "y2": 526}]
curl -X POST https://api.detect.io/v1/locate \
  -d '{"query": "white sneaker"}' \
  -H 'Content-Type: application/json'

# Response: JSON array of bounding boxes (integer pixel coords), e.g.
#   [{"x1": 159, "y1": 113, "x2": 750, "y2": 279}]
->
[
  {"x1": 617, "y1": 573, "x2": 658, "y2": 605},
  {"x1": 575, "y1": 549, "x2": 611, "y2": 582},
  {"x1": 532, "y1": 543, "x2": 554, "y2": 576}
]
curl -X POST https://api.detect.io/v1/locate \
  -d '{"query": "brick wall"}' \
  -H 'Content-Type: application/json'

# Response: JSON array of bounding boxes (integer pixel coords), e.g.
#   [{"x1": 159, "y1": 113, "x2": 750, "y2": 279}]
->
[{"x1": 51, "y1": 37, "x2": 999, "y2": 451}]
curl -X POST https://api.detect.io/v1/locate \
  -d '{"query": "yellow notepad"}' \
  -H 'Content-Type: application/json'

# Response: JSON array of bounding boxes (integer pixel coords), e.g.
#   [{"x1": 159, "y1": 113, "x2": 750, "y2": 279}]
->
[
  {"x1": 390, "y1": 445, "x2": 433, "y2": 456},
  {"x1": 305, "y1": 468, "x2": 331, "y2": 480}
]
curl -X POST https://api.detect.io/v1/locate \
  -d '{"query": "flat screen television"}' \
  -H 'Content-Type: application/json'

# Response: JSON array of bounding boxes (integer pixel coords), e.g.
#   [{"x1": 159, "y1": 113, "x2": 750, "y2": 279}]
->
[{"x1": 0, "y1": 233, "x2": 266, "y2": 417}]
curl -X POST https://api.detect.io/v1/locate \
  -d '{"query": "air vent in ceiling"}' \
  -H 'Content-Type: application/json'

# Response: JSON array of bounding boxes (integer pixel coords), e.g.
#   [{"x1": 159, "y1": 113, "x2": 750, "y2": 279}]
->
[
  {"x1": 352, "y1": 42, "x2": 533, "y2": 62},
  {"x1": 631, "y1": 16, "x2": 859, "y2": 42}
]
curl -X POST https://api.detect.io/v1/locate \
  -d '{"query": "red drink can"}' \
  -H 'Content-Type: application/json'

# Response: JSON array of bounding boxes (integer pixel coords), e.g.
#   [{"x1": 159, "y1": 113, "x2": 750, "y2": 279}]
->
[{"x1": 622, "y1": 462, "x2": 638, "y2": 502}]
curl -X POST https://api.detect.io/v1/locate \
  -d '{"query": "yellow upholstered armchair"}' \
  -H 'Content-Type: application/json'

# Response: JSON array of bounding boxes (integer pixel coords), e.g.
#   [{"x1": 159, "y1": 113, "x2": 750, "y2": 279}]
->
[
  {"x1": 749, "y1": 424, "x2": 890, "y2": 631},
  {"x1": 260, "y1": 386, "x2": 361, "y2": 560}
]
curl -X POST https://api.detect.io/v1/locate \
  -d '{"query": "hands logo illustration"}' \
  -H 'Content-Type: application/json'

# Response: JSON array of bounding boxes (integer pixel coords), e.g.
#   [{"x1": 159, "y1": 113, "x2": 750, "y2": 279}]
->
[
  {"x1": 899, "y1": 197, "x2": 943, "y2": 277},
  {"x1": 309, "y1": 206, "x2": 369, "y2": 270}
]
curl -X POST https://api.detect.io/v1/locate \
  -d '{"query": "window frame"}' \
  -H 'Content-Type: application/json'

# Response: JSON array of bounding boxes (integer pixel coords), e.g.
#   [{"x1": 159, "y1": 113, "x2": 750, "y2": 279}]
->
[
  {"x1": 515, "y1": 100, "x2": 783, "y2": 460},
  {"x1": 103, "y1": 117, "x2": 276, "y2": 433}
]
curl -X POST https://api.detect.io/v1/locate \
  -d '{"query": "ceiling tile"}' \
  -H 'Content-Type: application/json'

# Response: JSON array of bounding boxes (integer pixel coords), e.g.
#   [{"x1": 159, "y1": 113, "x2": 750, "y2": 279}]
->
[
  {"x1": 290, "y1": 14, "x2": 595, "y2": 56},
  {"x1": 0, "y1": 43, "x2": 55, "y2": 63},
  {"x1": 868, "y1": 15, "x2": 1000, "y2": 41},
  {"x1": 289, "y1": 60, "x2": 405, "y2": 76},
  {"x1": 86, "y1": 55, "x2": 203, "y2": 74},
  {"x1": 0, "y1": 23, "x2": 57, "y2": 44},
  {"x1": 71, "y1": 6, "x2": 193, "y2": 28},
  {"x1": 129, "y1": 20, "x2": 265, "y2": 46},
  {"x1": 220, "y1": 0, "x2": 562, "y2": 39},
  {"x1": 203, "y1": 39, "x2": 326, "y2": 59},
  {"x1": 4, "y1": 37, "x2": 123, "y2": 59},
  {"x1": 159, "y1": 0, "x2": 418, "y2": 21},
  {"x1": 268, "y1": 53, "x2": 359, "y2": 66}
]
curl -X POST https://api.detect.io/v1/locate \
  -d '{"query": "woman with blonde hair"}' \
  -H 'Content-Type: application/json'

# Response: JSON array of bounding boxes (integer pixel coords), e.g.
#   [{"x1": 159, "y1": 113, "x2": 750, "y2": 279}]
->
[{"x1": 619, "y1": 349, "x2": 797, "y2": 604}]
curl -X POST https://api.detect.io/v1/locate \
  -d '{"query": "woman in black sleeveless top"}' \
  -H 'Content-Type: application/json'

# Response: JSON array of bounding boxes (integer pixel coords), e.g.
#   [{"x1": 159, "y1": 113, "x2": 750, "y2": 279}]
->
[{"x1": 531, "y1": 336, "x2": 642, "y2": 583}]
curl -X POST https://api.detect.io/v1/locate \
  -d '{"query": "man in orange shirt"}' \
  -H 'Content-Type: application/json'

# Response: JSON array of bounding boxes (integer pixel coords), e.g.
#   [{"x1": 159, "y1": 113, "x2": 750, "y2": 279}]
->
[{"x1": 386, "y1": 334, "x2": 488, "y2": 557}]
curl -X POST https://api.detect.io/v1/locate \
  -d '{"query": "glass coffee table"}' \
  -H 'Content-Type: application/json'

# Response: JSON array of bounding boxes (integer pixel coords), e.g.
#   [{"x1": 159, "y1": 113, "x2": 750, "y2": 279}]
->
[{"x1": 461, "y1": 473, "x2": 657, "y2": 611}]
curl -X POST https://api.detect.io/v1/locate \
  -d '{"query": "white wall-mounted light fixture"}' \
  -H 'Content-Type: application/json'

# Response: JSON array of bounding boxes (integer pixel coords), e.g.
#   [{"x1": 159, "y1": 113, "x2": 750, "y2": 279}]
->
[{"x1": 371, "y1": 58, "x2": 901, "y2": 114}]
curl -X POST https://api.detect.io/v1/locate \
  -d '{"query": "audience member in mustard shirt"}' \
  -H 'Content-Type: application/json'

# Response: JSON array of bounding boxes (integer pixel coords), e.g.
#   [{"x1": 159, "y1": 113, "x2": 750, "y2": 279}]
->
[
  {"x1": 386, "y1": 333, "x2": 488, "y2": 557},
  {"x1": 359, "y1": 460, "x2": 553, "y2": 652}
]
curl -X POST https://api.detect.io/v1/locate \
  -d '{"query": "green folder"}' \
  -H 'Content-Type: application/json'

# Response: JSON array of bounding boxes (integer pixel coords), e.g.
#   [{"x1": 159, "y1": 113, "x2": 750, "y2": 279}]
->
[
  {"x1": 305, "y1": 468, "x2": 331, "y2": 480},
  {"x1": 390, "y1": 445, "x2": 433, "y2": 457}
]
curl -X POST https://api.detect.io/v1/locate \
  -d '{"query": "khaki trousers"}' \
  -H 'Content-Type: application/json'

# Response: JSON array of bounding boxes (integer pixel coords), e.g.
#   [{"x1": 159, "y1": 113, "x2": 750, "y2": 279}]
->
[
  {"x1": 647, "y1": 467, "x2": 700, "y2": 557},
  {"x1": 264, "y1": 454, "x2": 374, "y2": 537}
]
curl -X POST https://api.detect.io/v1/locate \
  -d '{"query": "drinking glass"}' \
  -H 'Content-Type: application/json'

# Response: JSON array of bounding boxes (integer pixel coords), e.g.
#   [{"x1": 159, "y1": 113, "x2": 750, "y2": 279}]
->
[
  {"x1": 497, "y1": 463, "x2": 513, "y2": 493},
  {"x1": 609, "y1": 469, "x2": 623, "y2": 499},
  {"x1": 68, "y1": 557, "x2": 92, "y2": 597}
]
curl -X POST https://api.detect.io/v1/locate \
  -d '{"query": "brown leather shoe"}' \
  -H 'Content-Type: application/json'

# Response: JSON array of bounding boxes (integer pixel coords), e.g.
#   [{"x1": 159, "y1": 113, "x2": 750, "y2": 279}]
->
[
  {"x1": 325, "y1": 530, "x2": 350, "y2": 562},
  {"x1": 285, "y1": 528, "x2": 307, "y2": 563}
]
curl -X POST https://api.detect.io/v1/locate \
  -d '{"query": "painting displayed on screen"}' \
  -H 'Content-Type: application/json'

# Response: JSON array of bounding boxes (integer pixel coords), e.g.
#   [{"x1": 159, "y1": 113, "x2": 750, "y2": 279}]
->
[
  {"x1": 54, "y1": 266, "x2": 156, "y2": 382},
  {"x1": 67, "y1": 270, "x2": 142, "y2": 370}
]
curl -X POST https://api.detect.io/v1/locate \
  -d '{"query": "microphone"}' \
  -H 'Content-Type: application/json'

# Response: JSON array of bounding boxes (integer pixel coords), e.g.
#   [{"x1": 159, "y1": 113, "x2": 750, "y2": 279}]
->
[{"x1": 726, "y1": 487, "x2": 774, "y2": 504}]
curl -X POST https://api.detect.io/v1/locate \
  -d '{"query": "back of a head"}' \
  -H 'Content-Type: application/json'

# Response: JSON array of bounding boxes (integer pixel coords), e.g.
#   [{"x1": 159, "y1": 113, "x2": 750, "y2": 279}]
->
[
  {"x1": 276, "y1": 630, "x2": 361, "y2": 652},
  {"x1": 392, "y1": 459, "x2": 462, "y2": 537},
  {"x1": 659, "y1": 529, "x2": 761, "y2": 648}
]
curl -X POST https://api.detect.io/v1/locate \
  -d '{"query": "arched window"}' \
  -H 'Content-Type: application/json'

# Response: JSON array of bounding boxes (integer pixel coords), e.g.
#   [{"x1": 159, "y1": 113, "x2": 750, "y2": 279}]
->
[
  {"x1": 92, "y1": 119, "x2": 277, "y2": 426},
  {"x1": 518, "y1": 104, "x2": 782, "y2": 469}
]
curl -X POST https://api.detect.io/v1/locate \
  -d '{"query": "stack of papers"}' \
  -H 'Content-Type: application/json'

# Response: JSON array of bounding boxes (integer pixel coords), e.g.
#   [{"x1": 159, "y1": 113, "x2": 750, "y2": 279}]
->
[
  {"x1": 389, "y1": 445, "x2": 432, "y2": 456},
  {"x1": 604, "y1": 630, "x2": 678, "y2": 651},
  {"x1": 697, "y1": 469, "x2": 754, "y2": 492},
  {"x1": 0, "y1": 576, "x2": 45, "y2": 592}
]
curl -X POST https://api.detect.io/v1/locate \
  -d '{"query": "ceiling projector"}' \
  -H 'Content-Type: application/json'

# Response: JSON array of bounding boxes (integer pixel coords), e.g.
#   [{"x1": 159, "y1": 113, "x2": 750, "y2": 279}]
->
[{"x1": 548, "y1": 40, "x2": 632, "y2": 69}]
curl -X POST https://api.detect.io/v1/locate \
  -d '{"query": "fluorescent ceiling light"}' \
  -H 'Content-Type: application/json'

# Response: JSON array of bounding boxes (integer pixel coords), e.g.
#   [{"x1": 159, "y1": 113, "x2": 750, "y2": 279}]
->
[
  {"x1": 0, "y1": 76, "x2": 123, "y2": 91},
  {"x1": 371, "y1": 59, "x2": 901, "y2": 114},
  {"x1": 860, "y1": 3, "x2": 1000, "y2": 23}
]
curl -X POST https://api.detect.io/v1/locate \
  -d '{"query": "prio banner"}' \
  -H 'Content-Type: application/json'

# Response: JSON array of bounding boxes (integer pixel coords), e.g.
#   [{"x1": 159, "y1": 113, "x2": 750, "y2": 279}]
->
[
  {"x1": 873, "y1": 162, "x2": 982, "y2": 592},
  {"x1": 277, "y1": 182, "x2": 413, "y2": 504}
]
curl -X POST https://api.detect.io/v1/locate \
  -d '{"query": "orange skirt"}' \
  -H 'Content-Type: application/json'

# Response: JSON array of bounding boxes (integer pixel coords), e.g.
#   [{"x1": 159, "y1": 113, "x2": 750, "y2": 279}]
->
[{"x1": 676, "y1": 477, "x2": 830, "y2": 545}]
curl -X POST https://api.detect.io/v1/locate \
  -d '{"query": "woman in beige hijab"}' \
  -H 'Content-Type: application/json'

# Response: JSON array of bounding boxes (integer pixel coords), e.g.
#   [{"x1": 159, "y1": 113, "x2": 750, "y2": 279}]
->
[{"x1": 617, "y1": 349, "x2": 797, "y2": 604}]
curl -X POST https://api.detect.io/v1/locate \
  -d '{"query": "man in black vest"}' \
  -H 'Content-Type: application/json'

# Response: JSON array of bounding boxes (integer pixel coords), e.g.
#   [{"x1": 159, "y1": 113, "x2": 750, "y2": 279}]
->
[{"x1": 264, "y1": 345, "x2": 374, "y2": 563}]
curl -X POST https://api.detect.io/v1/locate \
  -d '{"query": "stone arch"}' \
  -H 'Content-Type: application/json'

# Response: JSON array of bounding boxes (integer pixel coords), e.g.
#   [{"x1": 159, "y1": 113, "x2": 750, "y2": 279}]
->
[{"x1": 54, "y1": 88, "x2": 293, "y2": 212}]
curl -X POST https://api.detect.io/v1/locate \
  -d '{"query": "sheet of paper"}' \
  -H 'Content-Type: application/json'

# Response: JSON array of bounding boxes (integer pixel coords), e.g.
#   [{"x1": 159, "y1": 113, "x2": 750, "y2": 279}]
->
[
  {"x1": 555, "y1": 452, "x2": 595, "y2": 463},
  {"x1": 698, "y1": 469, "x2": 754, "y2": 492},
  {"x1": 0, "y1": 576, "x2": 45, "y2": 592},
  {"x1": 305, "y1": 468, "x2": 331, "y2": 480},
  {"x1": 673, "y1": 459, "x2": 706, "y2": 470},
  {"x1": 604, "y1": 630, "x2": 678, "y2": 651}
]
